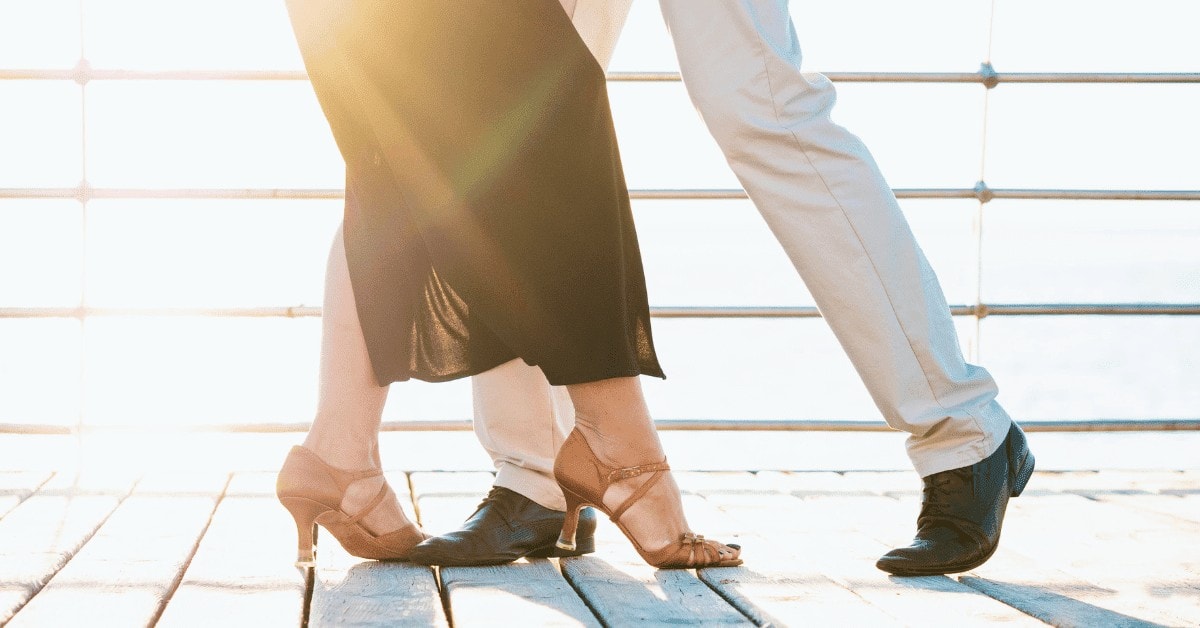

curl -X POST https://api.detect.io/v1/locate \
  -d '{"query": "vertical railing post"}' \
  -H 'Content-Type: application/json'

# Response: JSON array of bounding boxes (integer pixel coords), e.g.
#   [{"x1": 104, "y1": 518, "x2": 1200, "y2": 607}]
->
[{"x1": 75, "y1": 0, "x2": 88, "y2": 435}]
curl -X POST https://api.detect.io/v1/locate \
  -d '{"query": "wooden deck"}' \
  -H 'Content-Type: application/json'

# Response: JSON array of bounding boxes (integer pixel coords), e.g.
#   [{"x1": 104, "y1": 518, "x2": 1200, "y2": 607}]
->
[{"x1": 1, "y1": 468, "x2": 1197, "y2": 627}]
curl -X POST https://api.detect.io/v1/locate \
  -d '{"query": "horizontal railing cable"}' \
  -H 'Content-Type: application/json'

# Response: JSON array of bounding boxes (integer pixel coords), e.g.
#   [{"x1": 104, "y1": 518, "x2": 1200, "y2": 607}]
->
[
  {"x1": 3, "y1": 186, "x2": 1198, "y2": 202},
  {"x1": 3, "y1": 304, "x2": 1199, "y2": 320},
  {"x1": 2, "y1": 66, "x2": 1199, "y2": 86},
  {"x1": 3, "y1": 418, "x2": 1199, "y2": 435}
]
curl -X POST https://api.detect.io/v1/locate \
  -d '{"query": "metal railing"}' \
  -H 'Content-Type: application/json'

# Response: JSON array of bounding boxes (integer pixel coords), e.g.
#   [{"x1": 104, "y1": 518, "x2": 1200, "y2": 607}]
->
[
  {"x1": 4, "y1": 304, "x2": 1200, "y2": 321},
  {"x1": 2, "y1": 63, "x2": 1199, "y2": 85},
  {"x1": 4, "y1": 418, "x2": 1199, "y2": 435},
  {"x1": 3, "y1": 185, "x2": 1200, "y2": 203},
  {"x1": 2, "y1": 48, "x2": 1198, "y2": 434}
]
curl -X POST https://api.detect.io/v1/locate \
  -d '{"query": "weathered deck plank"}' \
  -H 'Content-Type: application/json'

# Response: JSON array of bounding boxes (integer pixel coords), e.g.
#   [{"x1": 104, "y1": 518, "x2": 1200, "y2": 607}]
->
[
  {"x1": 671, "y1": 473, "x2": 882, "y2": 626},
  {"x1": 409, "y1": 472, "x2": 600, "y2": 627},
  {"x1": 441, "y1": 560, "x2": 600, "y2": 627},
  {"x1": 561, "y1": 552, "x2": 753, "y2": 626},
  {"x1": 1033, "y1": 470, "x2": 1197, "y2": 495},
  {"x1": 1071, "y1": 472, "x2": 1200, "y2": 527},
  {"x1": 308, "y1": 472, "x2": 447, "y2": 628},
  {"x1": 0, "y1": 472, "x2": 53, "y2": 521},
  {"x1": 558, "y1": 476, "x2": 755, "y2": 626},
  {"x1": 2, "y1": 466, "x2": 1198, "y2": 627},
  {"x1": 688, "y1": 475, "x2": 1040, "y2": 627},
  {"x1": 0, "y1": 470, "x2": 138, "y2": 624},
  {"x1": 1098, "y1": 492, "x2": 1200, "y2": 525},
  {"x1": 156, "y1": 472, "x2": 308, "y2": 628},
  {"x1": 878, "y1": 490, "x2": 1190, "y2": 626},
  {"x1": 6, "y1": 472, "x2": 228, "y2": 627},
  {"x1": 973, "y1": 492, "x2": 1200, "y2": 626},
  {"x1": 839, "y1": 475, "x2": 1200, "y2": 627}
]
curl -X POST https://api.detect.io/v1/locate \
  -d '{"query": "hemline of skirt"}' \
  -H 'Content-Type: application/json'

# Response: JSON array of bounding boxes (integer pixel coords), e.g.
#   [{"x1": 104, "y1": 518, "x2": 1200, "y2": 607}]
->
[{"x1": 371, "y1": 358, "x2": 666, "y2": 388}]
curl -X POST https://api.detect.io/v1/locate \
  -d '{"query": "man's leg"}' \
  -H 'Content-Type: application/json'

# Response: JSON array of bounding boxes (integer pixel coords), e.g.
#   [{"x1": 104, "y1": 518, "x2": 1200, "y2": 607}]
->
[
  {"x1": 407, "y1": 0, "x2": 632, "y2": 566},
  {"x1": 472, "y1": 359, "x2": 573, "y2": 512},
  {"x1": 658, "y1": 0, "x2": 1032, "y2": 574}
]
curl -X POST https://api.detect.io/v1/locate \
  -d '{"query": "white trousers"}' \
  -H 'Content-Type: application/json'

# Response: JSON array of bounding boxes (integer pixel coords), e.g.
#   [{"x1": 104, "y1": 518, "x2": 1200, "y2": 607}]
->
[{"x1": 475, "y1": 0, "x2": 1013, "y2": 511}]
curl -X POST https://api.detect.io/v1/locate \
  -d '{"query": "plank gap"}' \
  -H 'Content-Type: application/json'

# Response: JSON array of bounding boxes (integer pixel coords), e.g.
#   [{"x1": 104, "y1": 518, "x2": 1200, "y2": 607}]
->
[
  {"x1": 0, "y1": 472, "x2": 55, "y2": 522},
  {"x1": 0, "y1": 474, "x2": 141, "y2": 624},
  {"x1": 301, "y1": 562, "x2": 315, "y2": 628},
  {"x1": 146, "y1": 473, "x2": 233, "y2": 626}
]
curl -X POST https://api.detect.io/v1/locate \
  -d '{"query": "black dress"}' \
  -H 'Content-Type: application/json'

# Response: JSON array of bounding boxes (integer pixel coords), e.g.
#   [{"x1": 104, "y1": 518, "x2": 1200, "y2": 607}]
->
[{"x1": 286, "y1": 0, "x2": 663, "y2": 386}]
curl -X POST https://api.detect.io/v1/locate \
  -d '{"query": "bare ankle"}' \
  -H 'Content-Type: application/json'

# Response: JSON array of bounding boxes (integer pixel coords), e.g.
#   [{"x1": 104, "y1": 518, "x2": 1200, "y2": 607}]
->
[
  {"x1": 301, "y1": 434, "x2": 378, "y2": 471},
  {"x1": 573, "y1": 416, "x2": 664, "y2": 468}
]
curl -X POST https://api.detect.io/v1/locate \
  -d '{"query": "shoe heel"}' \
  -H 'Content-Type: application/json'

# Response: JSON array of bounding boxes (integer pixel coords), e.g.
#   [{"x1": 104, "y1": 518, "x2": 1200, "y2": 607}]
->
[
  {"x1": 1010, "y1": 451, "x2": 1036, "y2": 497},
  {"x1": 555, "y1": 489, "x2": 587, "y2": 552},
  {"x1": 280, "y1": 496, "x2": 327, "y2": 567}
]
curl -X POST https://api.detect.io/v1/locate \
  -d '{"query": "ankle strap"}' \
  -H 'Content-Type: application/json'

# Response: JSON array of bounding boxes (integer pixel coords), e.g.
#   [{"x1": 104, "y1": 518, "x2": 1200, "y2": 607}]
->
[
  {"x1": 607, "y1": 461, "x2": 670, "y2": 483},
  {"x1": 346, "y1": 481, "x2": 392, "y2": 525}
]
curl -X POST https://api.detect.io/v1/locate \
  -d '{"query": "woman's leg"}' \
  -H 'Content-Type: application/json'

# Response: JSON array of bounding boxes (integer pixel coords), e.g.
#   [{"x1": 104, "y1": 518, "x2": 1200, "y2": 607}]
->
[
  {"x1": 299, "y1": 224, "x2": 414, "y2": 535},
  {"x1": 564, "y1": 377, "x2": 725, "y2": 557}
]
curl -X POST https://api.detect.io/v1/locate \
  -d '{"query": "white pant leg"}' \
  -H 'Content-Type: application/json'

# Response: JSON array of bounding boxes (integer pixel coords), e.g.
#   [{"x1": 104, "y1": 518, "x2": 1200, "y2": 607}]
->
[
  {"x1": 559, "y1": 0, "x2": 632, "y2": 70},
  {"x1": 471, "y1": 0, "x2": 632, "y2": 511},
  {"x1": 473, "y1": 359, "x2": 575, "y2": 511},
  {"x1": 658, "y1": 0, "x2": 1011, "y2": 476}
]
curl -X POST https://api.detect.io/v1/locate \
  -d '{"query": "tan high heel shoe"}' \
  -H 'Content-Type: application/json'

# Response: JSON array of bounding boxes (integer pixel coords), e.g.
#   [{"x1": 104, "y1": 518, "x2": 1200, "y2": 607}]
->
[
  {"x1": 276, "y1": 445, "x2": 427, "y2": 566},
  {"x1": 553, "y1": 429, "x2": 742, "y2": 568}
]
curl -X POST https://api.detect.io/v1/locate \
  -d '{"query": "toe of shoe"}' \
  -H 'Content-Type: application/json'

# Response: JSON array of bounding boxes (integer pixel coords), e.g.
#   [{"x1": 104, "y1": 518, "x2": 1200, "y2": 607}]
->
[
  {"x1": 404, "y1": 548, "x2": 438, "y2": 565},
  {"x1": 405, "y1": 538, "x2": 458, "y2": 565},
  {"x1": 875, "y1": 550, "x2": 913, "y2": 574}
]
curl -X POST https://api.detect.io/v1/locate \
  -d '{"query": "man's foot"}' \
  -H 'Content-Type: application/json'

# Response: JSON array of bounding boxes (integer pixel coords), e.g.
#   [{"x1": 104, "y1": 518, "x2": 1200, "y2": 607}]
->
[
  {"x1": 407, "y1": 487, "x2": 597, "y2": 566},
  {"x1": 876, "y1": 422, "x2": 1035, "y2": 576}
]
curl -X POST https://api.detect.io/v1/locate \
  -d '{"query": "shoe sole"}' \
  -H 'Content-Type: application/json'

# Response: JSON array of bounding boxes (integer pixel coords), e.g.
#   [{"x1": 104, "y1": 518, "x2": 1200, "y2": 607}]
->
[
  {"x1": 407, "y1": 535, "x2": 596, "y2": 566},
  {"x1": 1009, "y1": 450, "x2": 1036, "y2": 498},
  {"x1": 527, "y1": 536, "x2": 595, "y2": 559}
]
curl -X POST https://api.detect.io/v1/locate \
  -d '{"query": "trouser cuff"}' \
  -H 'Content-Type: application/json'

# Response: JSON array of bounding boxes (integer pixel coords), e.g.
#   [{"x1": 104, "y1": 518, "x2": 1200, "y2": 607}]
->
[{"x1": 494, "y1": 464, "x2": 565, "y2": 511}]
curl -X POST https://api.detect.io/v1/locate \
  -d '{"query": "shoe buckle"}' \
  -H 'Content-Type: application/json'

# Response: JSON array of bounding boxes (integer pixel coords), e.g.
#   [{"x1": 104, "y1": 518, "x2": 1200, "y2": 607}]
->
[{"x1": 607, "y1": 462, "x2": 668, "y2": 482}]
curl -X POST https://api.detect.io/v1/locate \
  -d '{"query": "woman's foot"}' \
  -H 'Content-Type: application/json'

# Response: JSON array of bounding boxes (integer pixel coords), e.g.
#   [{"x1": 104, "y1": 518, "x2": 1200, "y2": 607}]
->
[
  {"x1": 299, "y1": 433, "x2": 416, "y2": 541},
  {"x1": 571, "y1": 421, "x2": 692, "y2": 553},
  {"x1": 277, "y1": 445, "x2": 426, "y2": 564},
  {"x1": 555, "y1": 425, "x2": 741, "y2": 568},
  {"x1": 339, "y1": 472, "x2": 417, "y2": 538}
]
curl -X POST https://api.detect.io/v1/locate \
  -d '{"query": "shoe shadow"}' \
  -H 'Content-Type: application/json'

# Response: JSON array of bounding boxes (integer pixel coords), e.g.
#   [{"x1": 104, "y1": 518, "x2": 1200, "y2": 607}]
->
[
  {"x1": 562, "y1": 556, "x2": 750, "y2": 624},
  {"x1": 438, "y1": 558, "x2": 598, "y2": 625},
  {"x1": 956, "y1": 576, "x2": 1174, "y2": 628}
]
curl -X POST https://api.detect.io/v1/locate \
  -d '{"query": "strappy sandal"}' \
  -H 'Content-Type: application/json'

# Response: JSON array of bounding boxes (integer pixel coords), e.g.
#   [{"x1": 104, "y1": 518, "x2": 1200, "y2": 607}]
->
[
  {"x1": 553, "y1": 429, "x2": 742, "y2": 568},
  {"x1": 276, "y1": 445, "x2": 427, "y2": 566}
]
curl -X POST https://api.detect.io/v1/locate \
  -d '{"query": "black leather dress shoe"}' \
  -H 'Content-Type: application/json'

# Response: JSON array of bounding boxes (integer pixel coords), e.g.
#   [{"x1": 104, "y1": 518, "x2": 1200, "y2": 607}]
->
[
  {"x1": 877, "y1": 422, "x2": 1035, "y2": 576},
  {"x1": 407, "y1": 487, "x2": 597, "y2": 566}
]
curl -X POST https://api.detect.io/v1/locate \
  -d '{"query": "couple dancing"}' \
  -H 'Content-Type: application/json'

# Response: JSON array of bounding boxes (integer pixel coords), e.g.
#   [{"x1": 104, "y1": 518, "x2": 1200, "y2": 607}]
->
[{"x1": 276, "y1": 0, "x2": 1035, "y2": 576}]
